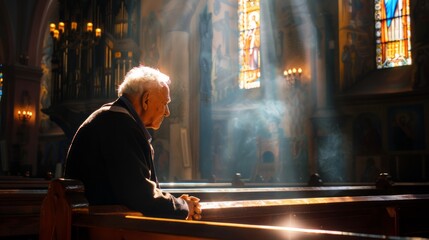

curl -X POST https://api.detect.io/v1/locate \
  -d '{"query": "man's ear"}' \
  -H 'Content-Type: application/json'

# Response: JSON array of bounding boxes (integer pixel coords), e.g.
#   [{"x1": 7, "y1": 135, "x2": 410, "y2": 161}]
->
[{"x1": 142, "y1": 92, "x2": 149, "y2": 110}]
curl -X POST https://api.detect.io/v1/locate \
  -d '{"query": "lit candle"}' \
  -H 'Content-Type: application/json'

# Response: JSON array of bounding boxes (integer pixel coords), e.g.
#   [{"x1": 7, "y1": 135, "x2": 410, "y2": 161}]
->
[
  {"x1": 49, "y1": 23, "x2": 56, "y2": 34},
  {"x1": 95, "y1": 28, "x2": 102, "y2": 37},
  {"x1": 292, "y1": 68, "x2": 297, "y2": 74},
  {"x1": 298, "y1": 68, "x2": 302, "y2": 74},
  {"x1": 58, "y1": 22, "x2": 65, "y2": 33},
  {"x1": 53, "y1": 30, "x2": 60, "y2": 40},
  {"x1": 71, "y1": 21, "x2": 77, "y2": 31},
  {"x1": 283, "y1": 70, "x2": 288, "y2": 76},
  {"x1": 87, "y1": 22, "x2": 93, "y2": 32}
]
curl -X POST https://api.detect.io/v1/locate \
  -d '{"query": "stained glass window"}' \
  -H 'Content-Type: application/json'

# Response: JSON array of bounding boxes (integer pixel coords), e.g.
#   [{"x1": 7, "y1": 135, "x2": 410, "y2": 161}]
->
[
  {"x1": 375, "y1": 0, "x2": 411, "y2": 69},
  {"x1": 238, "y1": 0, "x2": 261, "y2": 89}
]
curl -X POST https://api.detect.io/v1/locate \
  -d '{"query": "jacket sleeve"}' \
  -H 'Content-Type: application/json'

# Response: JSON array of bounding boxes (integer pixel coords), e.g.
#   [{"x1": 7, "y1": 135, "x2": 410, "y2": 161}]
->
[{"x1": 101, "y1": 114, "x2": 189, "y2": 219}]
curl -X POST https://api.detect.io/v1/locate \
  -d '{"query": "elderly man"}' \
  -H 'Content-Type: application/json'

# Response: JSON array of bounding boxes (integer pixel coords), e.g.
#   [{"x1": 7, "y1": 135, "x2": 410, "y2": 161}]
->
[{"x1": 65, "y1": 66, "x2": 201, "y2": 220}]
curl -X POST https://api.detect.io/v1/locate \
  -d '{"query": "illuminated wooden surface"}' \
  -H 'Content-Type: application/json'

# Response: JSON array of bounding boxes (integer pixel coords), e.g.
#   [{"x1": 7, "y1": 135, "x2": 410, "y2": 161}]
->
[
  {"x1": 201, "y1": 194, "x2": 429, "y2": 209},
  {"x1": 200, "y1": 194, "x2": 429, "y2": 237}
]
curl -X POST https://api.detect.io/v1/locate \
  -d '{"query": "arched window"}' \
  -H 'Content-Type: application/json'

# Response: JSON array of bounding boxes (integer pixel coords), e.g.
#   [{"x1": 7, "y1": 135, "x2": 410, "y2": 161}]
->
[
  {"x1": 238, "y1": 0, "x2": 260, "y2": 89},
  {"x1": 375, "y1": 0, "x2": 411, "y2": 69}
]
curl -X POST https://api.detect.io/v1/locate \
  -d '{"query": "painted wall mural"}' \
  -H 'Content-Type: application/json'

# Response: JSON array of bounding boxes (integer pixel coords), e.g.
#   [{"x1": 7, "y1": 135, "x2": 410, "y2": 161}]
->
[{"x1": 338, "y1": 0, "x2": 374, "y2": 91}]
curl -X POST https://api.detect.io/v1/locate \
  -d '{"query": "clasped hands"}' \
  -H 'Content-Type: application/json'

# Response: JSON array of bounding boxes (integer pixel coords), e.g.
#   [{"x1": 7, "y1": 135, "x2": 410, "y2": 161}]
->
[{"x1": 180, "y1": 194, "x2": 202, "y2": 220}]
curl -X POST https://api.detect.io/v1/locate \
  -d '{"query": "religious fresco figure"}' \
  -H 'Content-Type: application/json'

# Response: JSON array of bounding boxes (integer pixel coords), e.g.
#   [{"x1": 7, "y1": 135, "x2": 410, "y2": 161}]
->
[
  {"x1": 339, "y1": 0, "x2": 373, "y2": 90},
  {"x1": 341, "y1": 33, "x2": 358, "y2": 88},
  {"x1": 413, "y1": 48, "x2": 429, "y2": 89}
]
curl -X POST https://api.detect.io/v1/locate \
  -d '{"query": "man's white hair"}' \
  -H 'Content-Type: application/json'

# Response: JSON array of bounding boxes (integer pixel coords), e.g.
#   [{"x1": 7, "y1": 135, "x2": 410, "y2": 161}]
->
[{"x1": 118, "y1": 66, "x2": 170, "y2": 96}]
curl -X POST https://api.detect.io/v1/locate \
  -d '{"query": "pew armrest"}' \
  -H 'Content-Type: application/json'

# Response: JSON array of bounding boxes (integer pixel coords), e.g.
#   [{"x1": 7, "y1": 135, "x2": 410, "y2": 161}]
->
[{"x1": 39, "y1": 178, "x2": 141, "y2": 240}]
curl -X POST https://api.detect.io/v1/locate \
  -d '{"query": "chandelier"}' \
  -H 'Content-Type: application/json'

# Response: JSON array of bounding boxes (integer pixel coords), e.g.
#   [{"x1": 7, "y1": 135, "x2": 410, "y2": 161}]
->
[{"x1": 49, "y1": 21, "x2": 102, "y2": 49}]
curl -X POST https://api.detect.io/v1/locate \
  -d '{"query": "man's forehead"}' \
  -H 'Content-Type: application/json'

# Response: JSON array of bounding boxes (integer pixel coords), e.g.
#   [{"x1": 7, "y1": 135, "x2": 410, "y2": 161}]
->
[{"x1": 158, "y1": 85, "x2": 171, "y2": 102}]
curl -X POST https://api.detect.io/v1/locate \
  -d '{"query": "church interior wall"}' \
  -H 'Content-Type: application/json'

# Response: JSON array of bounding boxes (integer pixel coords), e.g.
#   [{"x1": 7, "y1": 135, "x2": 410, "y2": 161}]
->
[{"x1": 0, "y1": 0, "x2": 428, "y2": 184}]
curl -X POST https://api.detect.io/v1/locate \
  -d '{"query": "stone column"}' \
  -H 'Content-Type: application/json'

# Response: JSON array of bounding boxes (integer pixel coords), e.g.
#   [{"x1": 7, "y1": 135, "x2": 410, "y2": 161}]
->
[
  {"x1": 163, "y1": 31, "x2": 192, "y2": 180},
  {"x1": 3, "y1": 65, "x2": 42, "y2": 176}
]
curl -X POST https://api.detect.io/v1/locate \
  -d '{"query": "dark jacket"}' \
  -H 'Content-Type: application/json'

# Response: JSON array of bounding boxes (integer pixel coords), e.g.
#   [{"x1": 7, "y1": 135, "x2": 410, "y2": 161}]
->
[{"x1": 64, "y1": 97, "x2": 189, "y2": 219}]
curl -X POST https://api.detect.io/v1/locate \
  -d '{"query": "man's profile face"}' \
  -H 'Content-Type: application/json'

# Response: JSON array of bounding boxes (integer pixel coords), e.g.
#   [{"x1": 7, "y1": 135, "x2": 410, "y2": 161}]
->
[{"x1": 143, "y1": 83, "x2": 171, "y2": 130}]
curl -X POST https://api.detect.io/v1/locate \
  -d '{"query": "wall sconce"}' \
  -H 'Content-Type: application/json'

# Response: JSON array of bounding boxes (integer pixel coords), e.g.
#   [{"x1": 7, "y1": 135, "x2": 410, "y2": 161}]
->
[
  {"x1": 17, "y1": 110, "x2": 32, "y2": 123},
  {"x1": 283, "y1": 67, "x2": 302, "y2": 88}
]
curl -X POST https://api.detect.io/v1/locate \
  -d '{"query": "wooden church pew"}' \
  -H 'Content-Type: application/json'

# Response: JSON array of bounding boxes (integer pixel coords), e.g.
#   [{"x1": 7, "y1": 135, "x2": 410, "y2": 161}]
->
[
  {"x1": 0, "y1": 177, "x2": 50, "y2": 238},
  {"x1": 2, "y1": 176, "x2": 429, "y2": 239},
  {"x1": 39, "y1": 178, "x2": 429, "y2": 240},
  {"x1": 200, "y1": 194, "x2": 429, "y2": 237}
]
